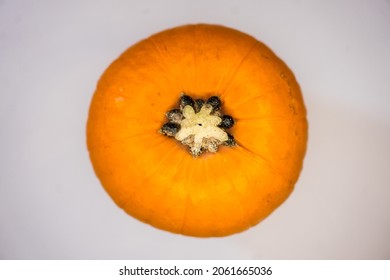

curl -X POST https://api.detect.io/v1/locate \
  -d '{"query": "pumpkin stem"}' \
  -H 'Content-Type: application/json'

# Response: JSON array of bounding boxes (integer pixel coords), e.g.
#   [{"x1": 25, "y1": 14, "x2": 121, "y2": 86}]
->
[{"x1": 159, "y1": 94, "x2": 236, "y2": 157}]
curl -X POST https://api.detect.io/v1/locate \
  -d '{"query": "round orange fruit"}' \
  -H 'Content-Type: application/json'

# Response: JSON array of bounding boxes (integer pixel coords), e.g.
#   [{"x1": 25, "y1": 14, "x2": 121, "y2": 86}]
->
[{"x1": 87, "y1": 24, "x2": 307, "y2": 237}]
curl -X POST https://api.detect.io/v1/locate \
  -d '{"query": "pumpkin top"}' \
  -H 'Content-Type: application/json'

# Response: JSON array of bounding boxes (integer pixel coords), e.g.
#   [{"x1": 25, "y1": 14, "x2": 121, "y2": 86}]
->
[{"x1": 87, "y1": 24, "x2": 307, "y2": 237}]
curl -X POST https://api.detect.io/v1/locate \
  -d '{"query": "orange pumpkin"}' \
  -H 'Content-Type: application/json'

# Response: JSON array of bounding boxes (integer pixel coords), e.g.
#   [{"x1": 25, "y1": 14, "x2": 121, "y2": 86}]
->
[{"x1": 87, "y1": 24, "x2": 307, "y2": 237}]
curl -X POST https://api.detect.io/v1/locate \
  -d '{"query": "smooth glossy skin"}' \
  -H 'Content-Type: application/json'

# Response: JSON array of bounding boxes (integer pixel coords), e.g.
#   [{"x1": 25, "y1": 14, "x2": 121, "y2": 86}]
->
[{"x1": 87, "y1": 24, "x2": 308, "y2": 237}]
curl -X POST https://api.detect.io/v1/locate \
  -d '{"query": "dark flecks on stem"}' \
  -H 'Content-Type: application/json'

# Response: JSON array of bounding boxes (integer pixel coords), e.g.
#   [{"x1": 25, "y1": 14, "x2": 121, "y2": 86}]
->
[
  {"x1": 166, "y1": 109, "x2": 183, "y2": 123},
  {"x1": 224, "y1": 133, "x2": 236, "y2": 146},
  {"x1": 179, "y1": 94, "x2": 195, "y2": 111},
  {"x1": 218, "y1": 115, "x2": 235, "y2": 129},
  {"x1": 206, "y1": 96, "x2": 222, "y2": 112},
  {"x1": 194, "y1": 99, "x2": 205, "y2": 113},
  {"x1": 160, "y1": 122, "x2": 181, "y2": 137}
]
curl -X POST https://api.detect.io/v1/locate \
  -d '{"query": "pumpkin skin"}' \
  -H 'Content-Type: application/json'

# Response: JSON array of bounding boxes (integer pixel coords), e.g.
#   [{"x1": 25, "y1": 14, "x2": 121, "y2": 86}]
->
[{"x1": 87, "y1": 24, "x2": 307, "y2": 237}]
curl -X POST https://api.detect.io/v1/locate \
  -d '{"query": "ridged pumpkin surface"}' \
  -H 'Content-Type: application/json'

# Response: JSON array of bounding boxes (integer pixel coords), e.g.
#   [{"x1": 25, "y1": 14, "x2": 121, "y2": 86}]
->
[{"x1": 87, "y1": 24, "x2": 307, "y2": 237}]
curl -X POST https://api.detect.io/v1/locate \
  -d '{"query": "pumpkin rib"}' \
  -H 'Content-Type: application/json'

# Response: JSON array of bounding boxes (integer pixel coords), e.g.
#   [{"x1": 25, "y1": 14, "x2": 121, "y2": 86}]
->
[
  {"x1": 140, "y1": 140, "x2": 180, "y2": 180},
  {"x1": 99, "y1": 63, "x2": 165, "y2": 110},
  {"x1": 228, "y1": 93, "x2": 265, "y2": 111},
  {"x1": 191, "y1": 25, "x2": 200, "y2": 94},
  {"x1": 236, "y1": 116, "x2": 306, "y2": 123},
  {"x1": 178, "y1": 155, "x2": 196, "y2": 234},
  {"x1": 121, "y1": 147, "x2": 186, "y2": 232},
  {"x1": 179, "y1": 156, "x2": 233, "y2": 236},
  {"x1": 217, "y1": 153, "x2": 249, "y2": 218},
  {"x1": 102, "y1": 130, "x2": 159, "y2": 147},
  {"x1": 147, "y1": 38, "x2": 183, "y2": 95},
  {"x1": 169, "y1": 152, "x2": 190, "y2": 183},
  {"x1": 175, "y1": 152, "x2": 202, "y2": 235},
  {"x1": 180, "y1": 159, "x2": 195, "y2": 235},
  {"x1": 88, "y1": 118, "x2": 158, "y2": 151},
  {"x1": 179, "y1": 192, "x2": 191, "y2": 234},
  {"x1": 234, "y1": 144, "x2": 290, "y2": 182},
  {"x1": 218, "y1": 150, "x2": 266, "y2": 235},
  {"x1": 219, "y1": 41, "x2": 259, "y2": 98},
  {"x1": 205, "y1": 156, "x2": 246, "y2": 236}
]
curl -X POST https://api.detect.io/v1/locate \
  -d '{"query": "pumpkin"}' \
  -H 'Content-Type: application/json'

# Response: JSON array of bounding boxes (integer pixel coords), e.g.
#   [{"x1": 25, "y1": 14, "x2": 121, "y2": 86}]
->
[{"x1": 87, "y1": 24, "x2": 307, "y2": 237}]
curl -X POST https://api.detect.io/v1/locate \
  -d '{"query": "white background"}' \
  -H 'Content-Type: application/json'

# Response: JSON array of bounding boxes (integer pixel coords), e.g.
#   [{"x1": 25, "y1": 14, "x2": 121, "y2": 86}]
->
[{"x1": 1, "y1": 0, "x2": 389, "y2": 259}]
